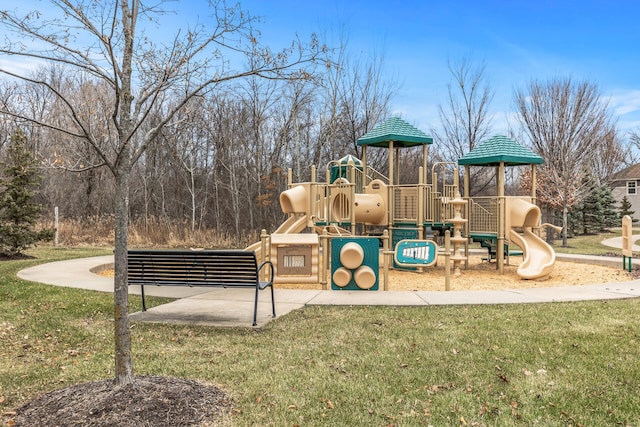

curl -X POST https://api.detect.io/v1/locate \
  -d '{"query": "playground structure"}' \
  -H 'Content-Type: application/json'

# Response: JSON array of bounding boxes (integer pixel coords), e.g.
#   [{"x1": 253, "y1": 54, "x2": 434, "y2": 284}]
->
[{"x1": 249, "y1": 118, "x2": 559, "y2": 290}]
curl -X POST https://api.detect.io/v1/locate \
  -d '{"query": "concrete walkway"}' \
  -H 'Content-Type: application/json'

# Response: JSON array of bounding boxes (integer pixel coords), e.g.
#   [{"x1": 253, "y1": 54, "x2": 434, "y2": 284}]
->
[
  {"x1": 601, "y1": 234, "x2": 640, "y2": 252},
  {"x1": 17, "y1": 253, "x2": 640, "y2": 328}
]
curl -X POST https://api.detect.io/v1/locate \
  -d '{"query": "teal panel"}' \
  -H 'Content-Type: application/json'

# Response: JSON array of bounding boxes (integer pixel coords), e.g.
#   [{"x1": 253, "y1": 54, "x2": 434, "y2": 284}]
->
[
  {"x1": 331, "y1": 237, "x2": 379, "y2": 291},
  {"x1": 330, "y1": 162, "x2": 363, "y2": 183},
  {"x1": 392, "y1": 228, "x2": 419, "y2": 270},
  {"x1": 395, "y1": 240, "x2": 438, "y2": 267}
]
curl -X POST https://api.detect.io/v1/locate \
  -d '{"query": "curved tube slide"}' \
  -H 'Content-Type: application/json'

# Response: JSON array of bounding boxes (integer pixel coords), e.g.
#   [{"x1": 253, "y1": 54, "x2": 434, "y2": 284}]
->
[{"x1": 506, "y1": 197, "x2": 556, "y2": 279}]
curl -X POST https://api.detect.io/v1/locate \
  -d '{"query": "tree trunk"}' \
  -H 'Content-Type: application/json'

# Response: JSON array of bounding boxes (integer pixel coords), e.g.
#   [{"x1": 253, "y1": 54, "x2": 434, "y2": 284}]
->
[{"x1": 113, "y1": 155, "x2": 133, "y2": 386}]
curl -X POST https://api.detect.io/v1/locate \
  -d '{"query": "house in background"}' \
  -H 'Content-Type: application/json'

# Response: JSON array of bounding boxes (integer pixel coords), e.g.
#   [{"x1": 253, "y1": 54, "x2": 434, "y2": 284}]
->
[{"x1": 609, "y1": 163, "x2": 640, "y2": 219}]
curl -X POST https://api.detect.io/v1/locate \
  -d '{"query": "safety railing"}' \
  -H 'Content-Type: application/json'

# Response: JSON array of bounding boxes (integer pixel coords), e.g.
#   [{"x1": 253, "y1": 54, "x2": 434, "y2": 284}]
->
[
  {"x1": 393, "y1": 185, "x2": 418, "y2": 223},
  {"x1": 364, "y1": 165, "x2": 389, "y2": 185},
  {"x1": 467, "y1": 197, "x2": 498, "y2": 234}
]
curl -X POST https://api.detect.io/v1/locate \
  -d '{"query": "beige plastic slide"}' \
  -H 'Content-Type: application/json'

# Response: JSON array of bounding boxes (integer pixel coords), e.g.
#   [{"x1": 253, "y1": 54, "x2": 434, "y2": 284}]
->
[
  {"x1": 272, "y1": 214, "x2": 309, "y2": 234},
  {"x1": 506, "y1": 197, "x2": 556, "y2": 279},
  {"x1": 245, "y1": 214, "x2": 308, "y2": 257}
]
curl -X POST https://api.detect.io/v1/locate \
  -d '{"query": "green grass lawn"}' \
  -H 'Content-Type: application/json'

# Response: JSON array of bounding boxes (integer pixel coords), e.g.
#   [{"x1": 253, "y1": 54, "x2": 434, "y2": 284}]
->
[
  {"x1": 2, "y1": 243, "x2": 640, "y2": 426},
  {"x1": 551, "y1": 230, "x2": 620, "y2": 255}
]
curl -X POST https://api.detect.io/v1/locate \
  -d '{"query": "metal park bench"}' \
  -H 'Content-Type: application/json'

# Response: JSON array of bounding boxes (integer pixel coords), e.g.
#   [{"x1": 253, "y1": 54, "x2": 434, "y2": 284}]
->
[{"x1": 127, "y1": 249, "x2": 275, "y2": 326}]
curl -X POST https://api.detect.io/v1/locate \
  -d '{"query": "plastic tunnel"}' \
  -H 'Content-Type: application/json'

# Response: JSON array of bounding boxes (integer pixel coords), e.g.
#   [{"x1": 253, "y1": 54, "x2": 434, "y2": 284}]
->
[{"x1": 280, "y1": 184, "x2": 309, "y2": 214}]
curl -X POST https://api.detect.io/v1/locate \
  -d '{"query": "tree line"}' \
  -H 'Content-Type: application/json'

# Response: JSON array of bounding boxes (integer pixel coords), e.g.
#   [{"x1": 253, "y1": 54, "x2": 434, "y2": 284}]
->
[
  {"x1": 1, "y1": 52, "x2": 396, "y2": 239},
  {"x1": 2, "y1": 63, "x2": 634, "y2": 243}
]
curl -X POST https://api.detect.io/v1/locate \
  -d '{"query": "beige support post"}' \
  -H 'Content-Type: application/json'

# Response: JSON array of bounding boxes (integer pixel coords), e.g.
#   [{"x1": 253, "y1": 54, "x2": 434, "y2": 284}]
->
[
  {"x1": 417, "y1": 166, "x2": 424, "y2": 239},
  {"x1": 431, "y1": 170, "x2": 439, "y2": 224},
  {"x1": 463, "y1": 164, "x2": 470, "y2": 269},
  {"x1": 422, "y1": 145, "x2": 428, "y2": 177},
  {"x1": 453, "y1": 166, "x2": 459, "y2": 190},
  {"x1": 388, "y1": 141, "x2": 394, "y2": 186},
  {"x1": 310, "y1": 165, "x2": 317, "y2": 227},
  {"x1": 388, "y1": 141, "x2": 395, "y2": 245},
  {"x1": 395, "y1": 147, "x2": 400, "y2": 185},
  {"x1": 432, "y1": 171, "x2": 438, "y2": 193},
  {"x1": 382, "y1": 229, "x2": 390, "y2": 291},
  {"x1": 260, "y1": 229, "x2": 268, "y2": 281},
  {"x1": 325, "y1": 167, "x2": 331, "y2": 224},
  {"x1": 447, "y1": 193, "x2": 468, "y2": 276},
  {"x1": 622, "y1": 215, "x2": 633, "y2": 272},
  {"x1": 464, "y1": 165, "x2": 470, "y2": 198},
  {"x1": 362, "y1": 145, "x2": 368, "y2": 187},
  {"x1": 321, "y1": 228, "x2": 329, "y2": 290},
  {"x1": 497, "y1": 162, "x2": 505, "y2": 274},
  {"x1": 531, "y1": 164, "x2": 537, "y2": 206},
  {"x1": 444, "y1": 230, "x2": 451, "y2": 291},
  {"x1": 349, "y1": 164, "x2": 356, "y2": 234},
  {"x1": 452, "y1": 166, "x2": 468, "y2": 267}
]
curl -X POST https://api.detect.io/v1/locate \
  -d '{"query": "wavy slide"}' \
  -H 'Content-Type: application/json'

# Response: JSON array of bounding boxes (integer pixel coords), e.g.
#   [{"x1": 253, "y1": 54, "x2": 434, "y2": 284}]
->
[
  {"x1": 506, "y1": 198, "x2": 556, "y2": 279},
  {"x1": 509, "y1": 228, "x2": 555, "y2": 279}
]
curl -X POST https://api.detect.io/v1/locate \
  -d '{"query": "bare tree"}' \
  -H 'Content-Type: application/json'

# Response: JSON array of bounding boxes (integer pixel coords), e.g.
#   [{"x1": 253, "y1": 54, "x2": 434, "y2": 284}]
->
[
  {"x1": 591, "y1": 127, "x2": 634, "y2": 185},
  {"x1": 0, "y1": 0, "x2": 324, "y2": 386},
  {"x1": 314, "y1": 31, "x2": 397, "y2": 170},
  {"x1": 434, "y1": 57, "x2": 494, "y2": 195},
  {"x1": 339, "y1": 51, "x2": 396, "y2": 161},
  {"x1": 515, "y1": 77, "x2": 616, "y2": 246},
  {"x1": 629, "y1": 129, "x2": 640, "y2": 163}
]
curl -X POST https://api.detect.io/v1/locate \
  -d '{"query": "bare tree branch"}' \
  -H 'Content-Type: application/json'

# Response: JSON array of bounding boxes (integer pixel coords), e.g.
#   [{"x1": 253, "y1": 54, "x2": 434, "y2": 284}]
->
[{"x1": 516, "y1": 77, "x2": 617, "y2": 245}]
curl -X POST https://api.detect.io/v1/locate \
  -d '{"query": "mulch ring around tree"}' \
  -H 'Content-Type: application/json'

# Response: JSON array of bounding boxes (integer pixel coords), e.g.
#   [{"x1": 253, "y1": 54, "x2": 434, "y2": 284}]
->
[{"x1": 7, "y1": 375, "x2": 233, "y2": 427}]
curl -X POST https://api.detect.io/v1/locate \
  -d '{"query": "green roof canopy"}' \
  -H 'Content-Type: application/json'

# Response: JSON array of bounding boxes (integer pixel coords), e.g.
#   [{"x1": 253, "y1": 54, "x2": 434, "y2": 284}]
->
[
  {"x1": 336, "y1": 154, "x2": 362, "y2": 165},
  {"x1": 357, "y1": 117, "x2": 433, "y2": 148},
  {"x1": 457, "y1": 135, "x2": 543, "y2": 166}
]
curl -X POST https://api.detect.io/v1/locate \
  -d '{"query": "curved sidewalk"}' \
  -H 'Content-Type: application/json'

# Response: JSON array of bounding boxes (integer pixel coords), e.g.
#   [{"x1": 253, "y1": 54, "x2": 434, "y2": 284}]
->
[
  {"x1": 601, "y1": 234, "x2": 640, "y2": 251},
  {"x1": 17, "y1": 254, "x2": 640, "y2": 328}
]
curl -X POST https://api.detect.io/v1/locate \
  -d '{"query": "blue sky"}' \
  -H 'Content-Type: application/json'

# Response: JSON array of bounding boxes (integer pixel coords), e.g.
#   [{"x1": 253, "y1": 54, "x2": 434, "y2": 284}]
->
[
  {"x1": 5, "y1": 0, "x2": 640, "y2": 138},
  {"x1": 234, "y1": 0, "x2": 640, "y2": 137}
]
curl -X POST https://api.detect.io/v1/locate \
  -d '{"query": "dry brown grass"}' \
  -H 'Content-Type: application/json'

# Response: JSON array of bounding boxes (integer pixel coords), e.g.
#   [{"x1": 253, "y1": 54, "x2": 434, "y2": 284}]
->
[{"x1": 55, "y1": 216, "x2": 258, "y2": 249}]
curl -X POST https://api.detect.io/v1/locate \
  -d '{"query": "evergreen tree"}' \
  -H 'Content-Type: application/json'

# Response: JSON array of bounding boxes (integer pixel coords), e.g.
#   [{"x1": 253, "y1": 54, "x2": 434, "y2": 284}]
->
[
  {"x1": 619, "y1": 195, "x2": 638, "y2": 223},
  {"x1": 597, "y1": 186, "x2": 619, "y2": 230},
  {"x1": 569, "y1": 185, "x2": 619, "y2": 234},
  {"x1": 579, "y1": 186, "x2": 600, "y2": 234},
  {"x1": 0, "y1": 129, "x2": 54, "y2": 256}
]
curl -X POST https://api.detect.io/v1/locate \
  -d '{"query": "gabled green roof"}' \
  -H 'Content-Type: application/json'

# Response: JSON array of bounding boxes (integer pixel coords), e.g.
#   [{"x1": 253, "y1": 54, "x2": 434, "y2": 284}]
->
[
  {"x1": 337, "y1": 155, "x2": 362, "y2": 165},
  {"x1": 457, "y1": 135, "x2": 543, "y2": 166},
  {"x1": 357, "y1": 117, "x2": 433, "y2": 148}
]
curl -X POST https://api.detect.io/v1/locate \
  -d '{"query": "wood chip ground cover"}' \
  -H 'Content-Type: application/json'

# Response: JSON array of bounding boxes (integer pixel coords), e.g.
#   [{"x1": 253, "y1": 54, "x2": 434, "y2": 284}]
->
[{"x1": 98, "y1": 255, "x2": 634, "y2": 291}]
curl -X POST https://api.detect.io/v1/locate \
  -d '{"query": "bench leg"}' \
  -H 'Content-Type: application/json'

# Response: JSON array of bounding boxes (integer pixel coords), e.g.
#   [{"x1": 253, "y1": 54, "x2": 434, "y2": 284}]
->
[
  {"x1": 270, "y1": 285, "x2": 276, "y2": 319},
  {"x1": 253, "y1": 287, "x2": 259, "y2": 326},
  {"x1": 253, "y1": 286, "x2": 276, "y2": 327},
  {"x1": 141, "y1": 285, "x2": 147, "y2": 311}
]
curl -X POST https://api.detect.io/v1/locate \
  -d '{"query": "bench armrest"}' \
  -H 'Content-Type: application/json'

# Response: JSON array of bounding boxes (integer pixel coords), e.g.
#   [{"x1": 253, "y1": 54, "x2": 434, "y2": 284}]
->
[{"x1": 257, "y1": 260, "x2": 274, "y2": 289}]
